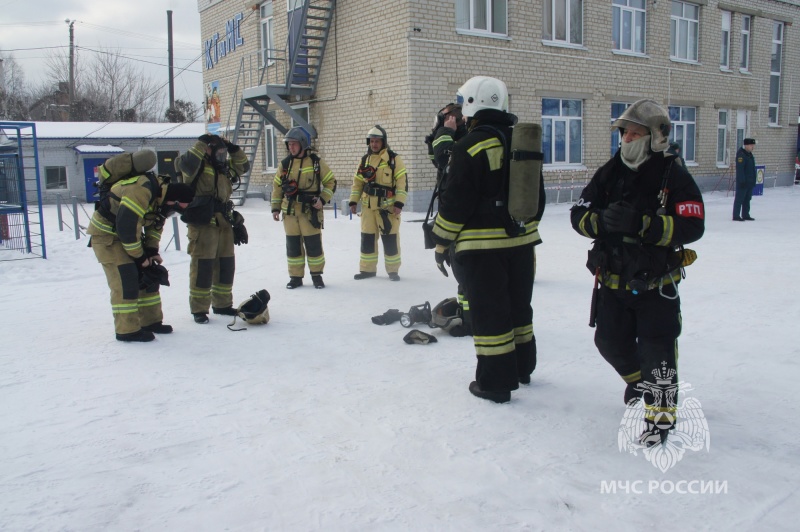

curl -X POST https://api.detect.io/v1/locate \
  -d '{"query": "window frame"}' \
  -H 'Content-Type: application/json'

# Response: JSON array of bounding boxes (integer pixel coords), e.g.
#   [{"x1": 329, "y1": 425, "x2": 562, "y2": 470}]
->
[
  {"x1": 670, "y1": 0, "x2": 700, "y2": 63},
  {"x1": 610, "y1": 102, "x2": 631, "y2": 155},
  {"x1": 456, "y1": 0, "x2": 508, "y2": 37},
  {"x1": 264, "y1": 118, "x2": 278, "y2": 172},
  {"x1": 769, "y1": 21, "x2": 783, "y2": 125},
  {"x1": 720, "y1": 10, "x2": 731, "y2": 69},
  {"x1": 717, "y1": 109, "x2": 729, "y2": 166},
  {"x1": 612, "y1": 0, "x2": 646, "y2": 55},
  {"x1": 668, "y1": 105, "x2": 697, "y2": 163},
  {"x1": 543, "y1": 0, "x2": 583, "y2": 47},
  {"x1": 542, "y1": 98, "x2": 583, "y2": 168},
  {"x1": 740, "y1": 15, "x2": 751, "y2": 71},
  {"x1": 260, "y1": 1, "x2": 275, "y2": 67},
  {"x1": 45, "y1": 166, "x2": 67, "y2": 190}
]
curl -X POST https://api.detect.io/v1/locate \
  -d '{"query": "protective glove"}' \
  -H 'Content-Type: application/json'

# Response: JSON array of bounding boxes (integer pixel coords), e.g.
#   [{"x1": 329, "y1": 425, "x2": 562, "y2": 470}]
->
[
  {"x1": 601, "y1": 201, "x2": 642, "y2": 235},
  {"x1": 224, "y1": 139, "x2": 241, "y2": 153},
  {"x1": 198, "y1": 133, "x2": 217, "y2": 145},
  {"x1": 233, "y1": 223, "x2": 248, "y2": 245},
  {"x1": 434, "y1": 244, "x2": 450, "y2": 277}
]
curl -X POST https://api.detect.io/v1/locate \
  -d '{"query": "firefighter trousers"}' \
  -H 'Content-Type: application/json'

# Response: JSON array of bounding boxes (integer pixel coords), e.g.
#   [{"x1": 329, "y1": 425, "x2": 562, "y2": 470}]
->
[
  {"x1": 91, "y1": 234, "x2": 163, "y2": 335},
  {"x1": 187, "y1": 222, "x2": 235, "y2": 313},
  {"x1": 459, "y1": 244, "x2": 536, "y2": 392},
  {"x1": 282, "y1": 210, "x2": 325, "y2": 278},
  {"x1": 594, "y1": 284, "x2": 681, "y2": 422},
  {"x1": 359, "y1": 207, "x2": 401, "y2": 274}
]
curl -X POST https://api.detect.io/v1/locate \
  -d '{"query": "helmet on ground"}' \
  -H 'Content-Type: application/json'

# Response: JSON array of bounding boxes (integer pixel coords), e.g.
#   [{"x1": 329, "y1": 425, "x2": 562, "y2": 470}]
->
[
  {"x1": 430, "y1": 297, "x2": 462, "y2": 329},
  {"x1": 366, "y1": 125, "x2": 388, "y2": 148},
  {"x1": 456, "y1": 76, "x2": 509, "y2": 119},
  {"x1": 227, "y1": 289, "x2": 271, "y2": 331},
  {"x1": 284, "y1": 127, "x2": 311, "y2": 152},
  {"x1": 611, "y1": 99, "x2": 672, "y2": 152}
]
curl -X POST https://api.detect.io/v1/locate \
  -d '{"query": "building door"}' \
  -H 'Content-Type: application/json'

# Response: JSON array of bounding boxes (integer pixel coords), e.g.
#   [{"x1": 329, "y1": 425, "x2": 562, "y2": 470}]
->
[
  {"x1": 83, "y1": 157, "x2": 107, "y2": 203},
  {"x1": 158, "y1": 151, "x2": 179, "y2": 181}
]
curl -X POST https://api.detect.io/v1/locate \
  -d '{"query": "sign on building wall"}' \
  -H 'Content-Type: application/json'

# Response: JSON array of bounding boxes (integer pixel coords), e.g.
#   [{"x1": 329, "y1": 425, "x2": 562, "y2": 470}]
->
[
  {"x1": 204, "y1": 13, "x2": 244, "y2": 70},
  {"x1": 205, "y1": 81, "x2": 221, "y2": 134}
]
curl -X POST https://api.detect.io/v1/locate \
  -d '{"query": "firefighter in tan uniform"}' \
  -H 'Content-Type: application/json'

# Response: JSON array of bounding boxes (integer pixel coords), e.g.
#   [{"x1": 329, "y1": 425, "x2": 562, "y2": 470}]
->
[
  {"x1": 349, "y1": 126, "x2": 408, "y2": 281},
  {"x1": 176, "y1": 134, "x2": 250, "y2": 324},
  {"x1": 271, "y1": 127, "x2": 336, "y2": 289},
  {"x1": 88, "y1": 150, "x2": 194, "y2": 342}
]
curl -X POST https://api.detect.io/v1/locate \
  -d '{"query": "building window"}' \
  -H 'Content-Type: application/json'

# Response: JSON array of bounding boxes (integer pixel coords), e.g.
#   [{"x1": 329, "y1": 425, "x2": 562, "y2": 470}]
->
[
  {"x1": 610, "y1": 102, "x2": 630, "y2": 155},
  {"x1": 612, "y1": 0, "x2": 645, "y2": 54},
  {"x1": 740, "y1": 15, "x2": 751, "y2": 70},
  {"x1": 670, "y1": 1, "x2": 699, "y2": 62},
  {"x1": 291, "y1": 105, "x2": 309, "y2": 128},
  {"x1": 456, "y1": 0, "x2": 508, "y2": 36},
  {"x1": 736, "y1": 109, "x2": 748, "y2": 149},
  {"x1": 717, "y1": 109, "x2": 729, "y2": 165},
  {"x1": 287, "y1": 0, "x2": 305, "y2": 10},
  {"x1": 542, "y1": 98, "x2": 582, "y2": 166},
  {"x1": 265, "y1": 121, "x2": 278, "y2": 171},
  {"x1": 720, "y1": 10, "x2": 731, "y2": 68},
  {"x1": 769, "y1": 21, "x2": 783, "y2": 125},
  {"x1": 45, "y1": 166, "x2": 67, "y2": 189},
  {"x1": 260, "y1": 1, "x2": 275, "y2": 67},
  {"x1": 543, "y1": 0, "x2": 583, "y2": 45},
  {"x1": 668, "y1": 105, "x2": 696, "y2": 162}
]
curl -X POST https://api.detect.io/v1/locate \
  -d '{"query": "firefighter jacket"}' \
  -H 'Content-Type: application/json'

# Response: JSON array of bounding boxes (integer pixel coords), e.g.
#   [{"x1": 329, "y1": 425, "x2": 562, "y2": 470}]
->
[
  {"x1": 431, "y1": 125, "x2": 467, "y2": 187},
  {"x1": 571, "y1": 150, "x2": 705, "y2": 291},
  {"x1": 178, "y1": 139, "x2": 250, "y2": 226},
  {"x1": 87, "y1": 174, "x2": 164, "y2": 261},
  {"x1": 735, "y1": 147, "x2": 757, "y2": 187},
  {"x1": 431, "y1": 110, "x2": 545, "y2": 255},
  {"x1": 349, "y1": 148, "x2": 408, "y2": 211},
  {"x1": 271, "y1": 152, "x2": 336, "y2": 216}
]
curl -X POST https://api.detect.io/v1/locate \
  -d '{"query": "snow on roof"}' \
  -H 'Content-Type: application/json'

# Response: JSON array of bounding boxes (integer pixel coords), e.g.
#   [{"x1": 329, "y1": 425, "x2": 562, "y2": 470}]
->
[
  {"x1": 73, "y1": 145, "x2": 126, "y2": 154},
  {"x1": 32, "y1": 121, "x2": 207, "y2": 140}
]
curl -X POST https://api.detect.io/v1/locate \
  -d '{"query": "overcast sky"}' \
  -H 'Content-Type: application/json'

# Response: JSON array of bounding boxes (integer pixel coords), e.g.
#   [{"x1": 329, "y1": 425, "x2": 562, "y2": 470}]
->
[{"x1": 0, "y1": 0, "x2": 204, "y2": 112}]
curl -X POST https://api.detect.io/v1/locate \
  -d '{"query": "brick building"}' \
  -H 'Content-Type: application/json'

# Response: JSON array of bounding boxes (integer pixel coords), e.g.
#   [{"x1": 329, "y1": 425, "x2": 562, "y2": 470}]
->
[{"x1": 198, "y1": 0, "x2": 800, "y2": 209}]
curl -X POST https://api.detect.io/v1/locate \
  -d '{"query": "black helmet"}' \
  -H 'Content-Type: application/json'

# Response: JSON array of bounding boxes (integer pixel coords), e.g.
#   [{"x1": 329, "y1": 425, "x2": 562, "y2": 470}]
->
[{"x1": 227, "y1": 289, "x2": 271, "y2": 331}]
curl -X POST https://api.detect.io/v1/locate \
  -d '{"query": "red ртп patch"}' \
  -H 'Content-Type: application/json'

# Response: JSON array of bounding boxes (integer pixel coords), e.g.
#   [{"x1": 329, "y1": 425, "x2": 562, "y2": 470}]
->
[{"x1": 675, "y1": 201, "x2": 704, "y2": 219}]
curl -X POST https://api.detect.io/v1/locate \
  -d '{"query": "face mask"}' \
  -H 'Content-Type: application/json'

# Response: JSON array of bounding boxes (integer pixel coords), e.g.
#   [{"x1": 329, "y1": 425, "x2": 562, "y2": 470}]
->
[{"x1": 621, "y1": 134, "x2": 652, "y2": 171}]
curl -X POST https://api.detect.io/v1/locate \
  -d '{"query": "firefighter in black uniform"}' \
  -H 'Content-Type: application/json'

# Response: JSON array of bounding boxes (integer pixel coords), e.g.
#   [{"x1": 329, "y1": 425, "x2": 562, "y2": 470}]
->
[
  {"x1": 432, "y1": 76, "x2": 545, "y2": 403},
  {"x1": 426, "y1": 103, "x2": 472, "y2": 337},
  {"x1": 570, "y1": 99, "x2": 705, "y2": 446}
]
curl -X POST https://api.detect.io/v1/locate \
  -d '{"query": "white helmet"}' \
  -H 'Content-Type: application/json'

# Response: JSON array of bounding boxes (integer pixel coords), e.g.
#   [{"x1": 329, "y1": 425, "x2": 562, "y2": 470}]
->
[{"x1": 456, "y1": 76, "x2": 509, "y2": 119}]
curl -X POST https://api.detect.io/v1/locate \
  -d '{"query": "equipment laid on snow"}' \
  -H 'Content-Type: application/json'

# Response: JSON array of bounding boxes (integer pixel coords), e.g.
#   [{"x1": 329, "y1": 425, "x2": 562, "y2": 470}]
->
[
  {"x1": 227, "y1": 289, "x2": 271, "y2": 331},
  {"x1": 403, "y1": 330, "x2": 437, "y2": 345},
  {"x1": 430, "y1": 297, "x2": 463, "y2": 329},
  {"x1": 400, "y1": 302, "x2": 432, "y2": 328},
  {"x1": 372, "y1": 309, "x2": 403, "y2": 325}
]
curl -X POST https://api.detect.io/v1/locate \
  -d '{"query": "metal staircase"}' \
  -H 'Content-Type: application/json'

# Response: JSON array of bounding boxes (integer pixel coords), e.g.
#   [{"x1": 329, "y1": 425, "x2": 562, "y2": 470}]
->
[{"x1": 230, "y1": 0, "x2": 336, "y2": 205}]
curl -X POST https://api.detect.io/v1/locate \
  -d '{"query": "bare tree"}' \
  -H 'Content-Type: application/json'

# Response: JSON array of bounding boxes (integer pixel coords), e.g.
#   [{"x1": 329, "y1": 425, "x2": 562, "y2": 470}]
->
[
  {"x1": 0, "y1": 52, "x2": 32, "y2": 120},
  {"x1": 165, "y1": 99, "x2": 200, "y2": 123}
]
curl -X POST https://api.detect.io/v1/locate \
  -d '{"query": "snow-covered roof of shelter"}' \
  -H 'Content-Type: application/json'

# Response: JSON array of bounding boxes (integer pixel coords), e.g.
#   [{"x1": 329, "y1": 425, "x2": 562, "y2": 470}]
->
[
  {"x1": 32, "y1": 122, "x2": 206, "y2": 140},
  {"x1": 73, "y1": 145, "x2": 125, "y2": 154}
]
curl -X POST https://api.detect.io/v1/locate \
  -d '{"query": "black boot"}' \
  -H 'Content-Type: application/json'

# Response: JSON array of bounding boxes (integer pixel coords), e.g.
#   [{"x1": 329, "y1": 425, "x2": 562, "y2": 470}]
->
[
  {"x1": 639, "y1": 420, "x2": 670, "y2": 447},
  {"x1": 388, "y1": 272, "x2": 400, "y2": 281},
  {"x1": 212, "y1": 306, "x2": 237, "y2": 316},
  {"x1": 286, "y1": 277, "x2": 303, "y2": 289},
  {"x1": 116, "y1": 329, "x2": 155, "y2": 342},
  {"x1": 193, "y1": 313, "x2": 209, "y2": 324},
  {"x1": 353, "y1": 271, "x2": 377, "y2": 280},
  {"x1": 468, "y1": 381, "x2": 510, "y2": 403},
  {"x1": 624, "y1": 380, "x2": 644, "y2": 405},
  {"x1": 312, "y1": 274, "x2": 325, "y2": 289},
  {"x1": 142, "y1": 321, "x2": 173, "y2": 334}
]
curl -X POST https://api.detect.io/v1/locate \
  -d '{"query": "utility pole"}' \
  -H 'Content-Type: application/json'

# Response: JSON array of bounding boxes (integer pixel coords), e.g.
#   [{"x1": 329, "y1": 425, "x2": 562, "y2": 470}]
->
[
  {"x1": 167, "y1": 10, "x2": 175, "y2": 110},
  {"x1": 65, "y1": 19, "x2": 75, "y2": 120}
]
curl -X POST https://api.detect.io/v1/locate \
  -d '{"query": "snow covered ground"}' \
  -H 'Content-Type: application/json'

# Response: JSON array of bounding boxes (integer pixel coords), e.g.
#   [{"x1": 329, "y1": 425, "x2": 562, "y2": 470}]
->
[{"x1": 1, "y1": 186, "x2": 798, "y2": 530}]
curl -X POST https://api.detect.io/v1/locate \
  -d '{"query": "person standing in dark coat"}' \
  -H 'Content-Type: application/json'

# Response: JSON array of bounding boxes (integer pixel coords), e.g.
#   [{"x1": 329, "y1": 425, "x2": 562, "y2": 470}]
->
[{"x1": 733, "y1": 138, "x2": 757, "y2": 221}]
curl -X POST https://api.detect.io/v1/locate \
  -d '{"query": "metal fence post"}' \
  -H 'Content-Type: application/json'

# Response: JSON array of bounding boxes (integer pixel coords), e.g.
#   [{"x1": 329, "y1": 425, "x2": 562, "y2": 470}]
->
[
  {"x1": 72, "y1": 196, "x2": 80, "y2": 240},
  {"x1": 57, "y1": 195, "x2": 64, "y2": 232}
]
